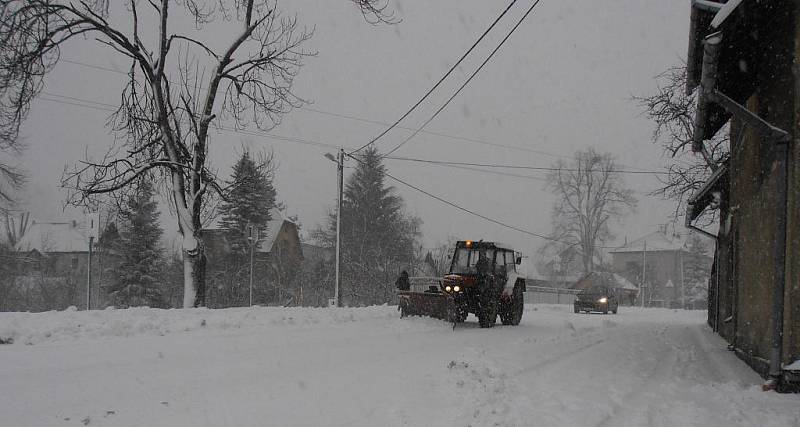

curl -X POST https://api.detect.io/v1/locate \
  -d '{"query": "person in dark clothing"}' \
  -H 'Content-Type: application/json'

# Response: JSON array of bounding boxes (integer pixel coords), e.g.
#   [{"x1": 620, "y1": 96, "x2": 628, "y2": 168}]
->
[
  {"x1": 395, "y1": 270, "x2": 410, "y2": 291},
  {"x1": 475, "y1": 250, "x2": 490, "y2": 277}
]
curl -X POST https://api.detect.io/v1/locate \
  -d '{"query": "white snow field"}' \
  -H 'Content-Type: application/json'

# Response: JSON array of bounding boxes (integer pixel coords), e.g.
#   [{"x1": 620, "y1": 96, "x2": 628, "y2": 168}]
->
[{"x1": 0, "y1": 304, "x2": 798, "y2": 427}]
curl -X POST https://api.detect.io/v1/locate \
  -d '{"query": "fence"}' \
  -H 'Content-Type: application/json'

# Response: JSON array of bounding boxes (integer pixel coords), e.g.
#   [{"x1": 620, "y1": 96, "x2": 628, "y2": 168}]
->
[
  {"x1": 407, "y1": 278, "x2": 579, "y2": 305},
  {"x1": 408, "y1": 277, "x2": 441, "y2": 293},
  {"x1": 524, "y1": 286, "x2": 581, "y2": 305}
]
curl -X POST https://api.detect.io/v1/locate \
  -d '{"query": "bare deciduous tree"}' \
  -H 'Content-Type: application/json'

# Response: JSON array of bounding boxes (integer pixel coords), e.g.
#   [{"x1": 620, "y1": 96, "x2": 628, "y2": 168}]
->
[
  {"x1": 0, "y1": 0, "x2": 396, "y2": 307},
  {"x1": 634, "y1": 66, "x2": 728, "y2": 223},
  {"x1": 545, "y1": 148, "x2": 636, "y2": 274}
]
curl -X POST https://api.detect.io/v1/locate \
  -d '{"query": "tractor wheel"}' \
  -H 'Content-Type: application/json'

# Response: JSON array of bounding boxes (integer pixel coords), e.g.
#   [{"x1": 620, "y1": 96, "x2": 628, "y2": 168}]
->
[
  {"x1": 478, "y1": 296, "x2": 498, "y2": 328},
  {"x1": 500, "y1": 287, "x2": 524, "y2": 325}
]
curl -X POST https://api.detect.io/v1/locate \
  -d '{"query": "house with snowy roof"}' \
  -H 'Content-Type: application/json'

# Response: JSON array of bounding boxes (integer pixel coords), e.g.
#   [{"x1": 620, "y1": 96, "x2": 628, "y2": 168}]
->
[
  {"x1": 609, "y1": 226, "x2": 707, "y2": 308},
  {"x1": 203, "y1": 209, "x2": 303, "y2": 307},
  {"x1": 7, "y1": 219, "x2": 117, "y2": 311}
]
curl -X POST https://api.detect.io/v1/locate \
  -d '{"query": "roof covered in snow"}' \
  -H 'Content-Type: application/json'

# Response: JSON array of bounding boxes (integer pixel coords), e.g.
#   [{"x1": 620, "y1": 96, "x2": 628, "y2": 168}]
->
[
  {"x1": 571, "y1": 271, "x2": 639, "y2": 292},
  {"x1": 610, "y1": 230, "x2": 687, "y2": 254},
  {"x1": 205, "y1": 208, "x2": 298, "y2": 254},
  {"x1": 15, "y1": 221, "x2": 89, "y2": 253},
  {"x1": 257, "y1": 209, "x2": 297, "y2": 254}
]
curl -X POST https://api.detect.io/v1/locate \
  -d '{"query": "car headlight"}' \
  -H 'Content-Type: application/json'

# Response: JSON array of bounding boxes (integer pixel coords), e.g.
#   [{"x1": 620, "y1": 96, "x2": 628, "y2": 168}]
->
[
  {"x1": 453, "y1": 285, "x2": 460, "y2": 292},
  {"x1": 598, "y1": 297, "x2": 608, "y2": 303},
  {"x1": 445, "y1": 285, "x2": 452, "y2": 292}
]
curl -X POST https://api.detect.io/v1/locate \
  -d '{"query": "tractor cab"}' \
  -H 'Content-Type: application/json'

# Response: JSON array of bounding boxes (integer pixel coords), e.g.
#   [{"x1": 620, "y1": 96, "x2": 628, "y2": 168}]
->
[{"x1": 444, "y1": 241, "x2": 520, "y2": 290}]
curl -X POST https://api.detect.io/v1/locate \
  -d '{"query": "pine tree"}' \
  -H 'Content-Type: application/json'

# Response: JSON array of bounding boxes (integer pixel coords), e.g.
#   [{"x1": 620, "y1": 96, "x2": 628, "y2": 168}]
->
[
  {"x1": 218, "y1": 150, "x2": 277, "y2": 254},
  {"x1": 107, "y1": 178, "x2": 165, "y2": 308},
  {"x1": 315, "y1": 147, "x2": 420, "y2": 305},
  {"x1": 214, "y1": 150, "x2": 279, "y2": 306},
  {"x1": 683, "y1": 234, "x2": 711, "y2": 307}
]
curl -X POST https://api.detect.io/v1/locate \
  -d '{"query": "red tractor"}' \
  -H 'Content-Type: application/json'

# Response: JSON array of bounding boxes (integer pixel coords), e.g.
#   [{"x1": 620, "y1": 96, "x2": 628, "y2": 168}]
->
[{"x1": 398, "y1": 240, "x2": 526, "y2": 327}]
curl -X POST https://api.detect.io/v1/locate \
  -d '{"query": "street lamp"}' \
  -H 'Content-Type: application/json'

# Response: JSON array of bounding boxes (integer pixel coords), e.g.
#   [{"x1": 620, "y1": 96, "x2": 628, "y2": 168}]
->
[{"x1": 324, "y1": 149, "x2": 344, "y2": 307}]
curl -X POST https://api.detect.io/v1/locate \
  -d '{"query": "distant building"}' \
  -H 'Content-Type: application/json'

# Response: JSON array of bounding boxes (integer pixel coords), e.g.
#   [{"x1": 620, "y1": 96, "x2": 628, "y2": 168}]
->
[
  {"x1": 609, "y1": 226, "x2": 710, "y2": 308},
  {"x1": 6, "y1": 220, "x2": 116, "y2": 311},
  {"x1": 203, "y1": 209, "x2": 303, "y2": 307}
]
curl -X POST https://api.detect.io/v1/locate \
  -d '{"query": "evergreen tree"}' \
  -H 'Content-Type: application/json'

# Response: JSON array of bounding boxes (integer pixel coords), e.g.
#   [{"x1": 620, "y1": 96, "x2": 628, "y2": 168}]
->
[
  {"x1": 107, "y1": 178, "x2": 165, "y2": 308},
  {"x1": 214, "y1": 150, "x2": 279, "y2": 306},
  {"x1": 315, "y1": 147, "x2": 421, "y2": 305},
  {"x1": 683, "y1": 234, "x2": 711, "y2": 307},
  {"x1": 218, "y1": 150, "x2": 277, "y2": 254}
]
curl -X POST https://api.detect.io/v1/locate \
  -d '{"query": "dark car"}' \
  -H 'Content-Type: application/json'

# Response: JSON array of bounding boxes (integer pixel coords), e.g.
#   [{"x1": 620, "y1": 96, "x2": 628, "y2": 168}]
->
[{"x1": 573, "y1": 285, "x2": 618, "y2": 314}]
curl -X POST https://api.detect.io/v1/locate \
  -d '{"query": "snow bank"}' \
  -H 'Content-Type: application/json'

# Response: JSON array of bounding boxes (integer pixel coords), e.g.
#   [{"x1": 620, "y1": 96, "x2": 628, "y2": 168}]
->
[
  {"x1": 0, "y1": 305, "x2": 425, "y2": 345},
  {"x1": 1, "y1": 304, "x2": 798, "y2": 427}
]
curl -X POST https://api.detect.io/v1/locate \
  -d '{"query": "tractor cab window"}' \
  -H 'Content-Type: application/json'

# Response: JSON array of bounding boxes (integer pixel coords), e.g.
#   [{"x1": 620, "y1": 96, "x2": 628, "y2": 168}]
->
[
  {"x1": 504, "y1": 251, "x2": 516, "y2": 273},
  {"x1": 451, "y1": 248, "x2": 494, "y2": 274},
  {"x1": 494, "y1": 251, "x2": 506, "y2": 273},
  {"x1": 451, "y1": 248, "x2": 479, "y2": 274}
]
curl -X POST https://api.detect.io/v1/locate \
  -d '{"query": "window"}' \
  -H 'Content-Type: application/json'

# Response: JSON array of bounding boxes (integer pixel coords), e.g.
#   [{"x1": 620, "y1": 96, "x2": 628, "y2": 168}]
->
[
  {"x1": 505, "y1": 251, "x2": 516, "y2": 272},
  {"x1": 450, "y1": 248, "x2": 494, "y2": 274},
  {"x1": 494, "y1": 251, "x2": 505, "y2": 272}
]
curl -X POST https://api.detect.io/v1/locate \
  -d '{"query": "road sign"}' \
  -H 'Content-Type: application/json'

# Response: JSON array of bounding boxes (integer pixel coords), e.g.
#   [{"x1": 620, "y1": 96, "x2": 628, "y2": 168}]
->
[{"x1": 247, "y1": 224, "x2": 259, "y2": 243}]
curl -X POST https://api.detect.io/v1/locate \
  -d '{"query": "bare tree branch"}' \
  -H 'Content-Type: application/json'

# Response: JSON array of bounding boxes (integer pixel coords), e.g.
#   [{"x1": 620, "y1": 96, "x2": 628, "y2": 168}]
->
[{"x1": 633, "y1": 66, "x2": 728, "y2": 225}]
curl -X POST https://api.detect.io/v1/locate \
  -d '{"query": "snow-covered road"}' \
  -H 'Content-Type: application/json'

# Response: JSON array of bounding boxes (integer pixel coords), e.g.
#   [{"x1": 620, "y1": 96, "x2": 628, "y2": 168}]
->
[{"x1": 0, "y1": 304, "x2": 797, "y2": 427}]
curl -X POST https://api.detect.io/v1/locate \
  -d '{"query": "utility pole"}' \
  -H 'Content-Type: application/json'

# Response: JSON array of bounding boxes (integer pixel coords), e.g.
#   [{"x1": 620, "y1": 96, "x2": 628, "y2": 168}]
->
[
  {"x1": 248, "y1": 224, "x2": 257, "y2": 307},
  {"x1": 680, "y1": 247, "x2": 685, "y2": 309},
  {"x1": 87, "y1": 236, "x2": 93, "y2": 310},
  {"x1": 641, "y1": 240, "x2": 646, "y2": 308},
  {"x1": 324, "y1": 149, "x2": 345, "y2": 308},
  {"x1": 334, "y1": 148, "x2": 344, "y2": 307},
  {"x1": 86, "y1": 212, "x2": 99, "y2": 310}
]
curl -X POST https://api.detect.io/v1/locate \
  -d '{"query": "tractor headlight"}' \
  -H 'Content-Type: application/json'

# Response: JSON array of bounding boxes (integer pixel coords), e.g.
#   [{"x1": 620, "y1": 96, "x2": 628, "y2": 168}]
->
[
  {"x1": 445, "y1": 285, "x2": 452, "y2": 292},
  {"x1": 598, "y1": 297, "x2": 608, "y2": 303},
  {"x1": 454, "y1": 286, "x2": 460, "y2": 292}
]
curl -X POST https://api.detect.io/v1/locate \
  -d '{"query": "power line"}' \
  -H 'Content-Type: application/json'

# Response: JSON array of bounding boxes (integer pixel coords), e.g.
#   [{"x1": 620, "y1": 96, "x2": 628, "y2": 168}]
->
[
  {"x1": 384, "y1": 156, "x2": 667, "y2": 175},
  {"x1": 431, "y1": 163, "x2": 548, "y2": 182},
  {"x1": 349, "y1": 0, "x2": 520, "y2": 155},
  {"x1": 345, "y1": 152, "x2": 560, "y2": 242},
  {"x1": 38, "y1": 91, "x2": 349, "y2": 151},
  {"x1": 38, "y1": 89, "x2": 664, "y2": 201},
  {"x1": 58, "y1": 56, "x2": 656, "y2": 173},
  {"x1": 382, "y1": 0, "x2": 544, "y2": 157},
  {"x1": 347, "y1": 152, "x2": 644, "y2": 250},
  {"x1": 58, "y1": 57, "x2": 572, "y2": 159},
  {"x1": 57, "y1": 57, "x2": 658, "y2": 173},
  {"x1": 37, "y1": 91, "x2": 650, "y2": 250},
  {"x1": 38, "y1": 91, "x2": 665, "y2": 193}
]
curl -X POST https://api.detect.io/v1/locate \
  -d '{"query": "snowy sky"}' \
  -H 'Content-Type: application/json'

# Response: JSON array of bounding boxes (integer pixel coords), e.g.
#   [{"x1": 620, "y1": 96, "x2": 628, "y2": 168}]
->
[{"x1": 16, "y1": 0, "x2": 691, "y2": 257}]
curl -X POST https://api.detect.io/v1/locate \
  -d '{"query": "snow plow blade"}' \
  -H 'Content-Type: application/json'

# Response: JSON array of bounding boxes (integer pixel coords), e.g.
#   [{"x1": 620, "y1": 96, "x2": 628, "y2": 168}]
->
[{"x1": 397, "y1": 290, "x2": 456, "y2": 322}]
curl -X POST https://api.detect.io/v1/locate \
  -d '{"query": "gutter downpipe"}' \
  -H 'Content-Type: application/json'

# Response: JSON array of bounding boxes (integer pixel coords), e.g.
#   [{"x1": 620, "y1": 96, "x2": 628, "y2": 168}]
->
[
  {"x1": 691, "y1": 31, "x2": 724, "y2": 334},
  {"x1": 693, "y1": 32, "x2": 723, "y2": 164},
  {"x1": 687, "y1": 223, "x2": 718, "y2": 240},
  {"x1": 767, "y1": 133, "x2": 791, "y2": 388}
]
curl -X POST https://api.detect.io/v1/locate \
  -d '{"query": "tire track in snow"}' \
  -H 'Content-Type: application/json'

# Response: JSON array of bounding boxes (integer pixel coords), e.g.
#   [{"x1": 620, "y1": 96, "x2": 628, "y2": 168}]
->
[
  {"x1": 592, "y1": 332, "x2": 678, "y2": 427},
  {"x1": 514, "y1": 337, "x2": 606, "y2": 376}
]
